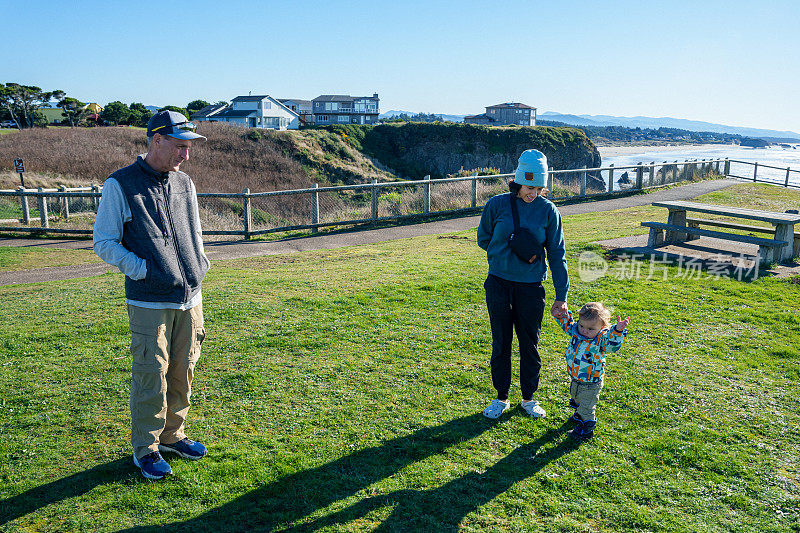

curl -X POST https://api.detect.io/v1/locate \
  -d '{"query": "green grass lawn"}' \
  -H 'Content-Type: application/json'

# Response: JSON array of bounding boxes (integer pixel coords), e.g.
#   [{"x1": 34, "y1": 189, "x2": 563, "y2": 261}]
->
[{"x1": 1, "y1": 184, "x2": 799, "y2": 532}]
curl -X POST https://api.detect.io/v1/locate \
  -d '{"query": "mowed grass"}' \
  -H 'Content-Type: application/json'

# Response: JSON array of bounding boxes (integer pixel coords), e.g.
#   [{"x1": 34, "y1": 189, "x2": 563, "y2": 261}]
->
[{"x1": 0, "y1": 184, "x2": 799, "y2": 532}]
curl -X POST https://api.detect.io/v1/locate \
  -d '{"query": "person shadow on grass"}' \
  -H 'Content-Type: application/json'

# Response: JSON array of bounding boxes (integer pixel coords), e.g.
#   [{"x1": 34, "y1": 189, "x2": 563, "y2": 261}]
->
[
  {"x1": 284, "y1": 422, "x2": 576, "y2": 532},
  {"x1": 0, "y1": 457, "x2": 133, "y2": 527},
  {"x1": 119, "y1": 414, "x2": 576, "y2": 532}
]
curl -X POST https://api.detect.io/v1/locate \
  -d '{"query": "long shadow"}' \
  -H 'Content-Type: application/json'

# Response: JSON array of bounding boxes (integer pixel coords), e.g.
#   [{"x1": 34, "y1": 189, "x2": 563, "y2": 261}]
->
[
  {"x1": 121, "y1": 413, "x2": 500, "y2": 532},
  {"x1": 0, "y1": 456, "x2": 133, "y2": 526},
  {"x1": 289, "y1": 422, "x2": 576, "y2": 532}
]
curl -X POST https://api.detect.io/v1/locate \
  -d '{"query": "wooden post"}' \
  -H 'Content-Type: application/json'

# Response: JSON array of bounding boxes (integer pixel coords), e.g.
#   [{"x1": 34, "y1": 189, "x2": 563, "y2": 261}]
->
[
  {"x1": 724, "y1": 158, "x2": 730, "y2": 176},
  {"x1": 635, "y1": 163, "x2": 643, "y2": 189},
  {"x1": 715, "y1": 160, "x2": 720, "y2": 174},
  {"x1": 423, "y1": 175, "x2": 431, "y2": 214},
  {"x1": 37, "y1": 187, "x2": 49, "y2": 228},
  {"x1": 753, "y1": 162, "x2": 758, "y2": 182},
  {"x1": 91, "y1": 183, "x2": 99, "y2": 208},
  {"x1": 607, "y1": 164, "x2": 614, "y2": 192},
  {"x1": 547, "y1": 167, "x2": 553, "y2": 192},
  {"x1": 371, "y1": 179, "x2": 378, "y2": 220},
  {"x1": 60, "y1": 186, "x2": 70, "y2": 220},
  {"x1": 649, "y1": 162, "x2": 655, "y2": 187},
  {"x1": 18, "y1": 187, "x2": 30, "y2": 224},
  {"x1": 242, "y1": 188, "x2": 251, "y2": 240},
  {"x1": 311, "y1": 183, "x2": 319, "y2": 233},
  {"x1": 580, "y1": 166, "x2": 586, "y2": 197},
  {"x1": 471, "y1": 175, "x2": 478, "y2": 208},
  {"x1": 786, "y1": 167, "x2": 792, "y2": 187}
]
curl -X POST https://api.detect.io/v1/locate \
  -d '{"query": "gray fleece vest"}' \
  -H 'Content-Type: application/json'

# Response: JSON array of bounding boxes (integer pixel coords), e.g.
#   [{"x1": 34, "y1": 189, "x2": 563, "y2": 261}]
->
[{"x1": 111, "y1": 157, "x2": 209, "y2": 304}]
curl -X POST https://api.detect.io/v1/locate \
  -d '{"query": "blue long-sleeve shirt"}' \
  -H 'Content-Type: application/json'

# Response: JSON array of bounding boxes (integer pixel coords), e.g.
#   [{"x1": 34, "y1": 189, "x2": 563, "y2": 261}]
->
[{"x1": 477, "y1": 193, "x2": 569, "y2": 301}]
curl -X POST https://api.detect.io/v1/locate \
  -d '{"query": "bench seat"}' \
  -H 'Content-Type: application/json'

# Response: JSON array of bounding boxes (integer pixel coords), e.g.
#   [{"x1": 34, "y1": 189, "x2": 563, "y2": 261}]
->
[
  {"x1": 685, "y1": 218, "x2": 800, "y2": 256},
  {"x1": 641, "y1": 221, "x2": 788, "y2": 263}
]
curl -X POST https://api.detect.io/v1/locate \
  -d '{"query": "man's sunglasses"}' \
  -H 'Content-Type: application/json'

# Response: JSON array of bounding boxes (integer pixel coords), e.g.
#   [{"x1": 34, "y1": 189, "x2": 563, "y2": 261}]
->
[{"x1": 152, "y1": 121, "x2": 197, "y2": 134}]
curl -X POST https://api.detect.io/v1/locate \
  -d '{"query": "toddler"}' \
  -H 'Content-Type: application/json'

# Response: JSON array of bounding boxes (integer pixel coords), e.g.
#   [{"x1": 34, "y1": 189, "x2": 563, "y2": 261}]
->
[{"x1": 556, "y1": 302, "x2": 629, "y2": 441}]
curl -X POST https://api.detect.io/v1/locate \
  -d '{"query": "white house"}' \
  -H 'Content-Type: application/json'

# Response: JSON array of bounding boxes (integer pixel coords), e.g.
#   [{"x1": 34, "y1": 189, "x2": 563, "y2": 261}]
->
[{"x1": 210, "y1": 95, "x2": 300, "y2": 130}]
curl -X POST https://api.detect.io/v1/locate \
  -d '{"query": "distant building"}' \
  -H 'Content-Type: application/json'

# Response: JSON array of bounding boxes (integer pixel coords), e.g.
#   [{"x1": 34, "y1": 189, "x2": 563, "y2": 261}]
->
[
  {"x1": 190, "y1": 103, "x2": 228, "y2": 122},
  {"x1": 464, "y1": 102, "x2": 536, "y2": 126},
  {"x1": 278, "y1": 99, "x2": 313, "y2": 126},
  {"x1": 206, "y1": 95, "x2": 300, "y2": 130},
  {"x1": 312, "y1": 94, "x2": 379, "y2": 125}
]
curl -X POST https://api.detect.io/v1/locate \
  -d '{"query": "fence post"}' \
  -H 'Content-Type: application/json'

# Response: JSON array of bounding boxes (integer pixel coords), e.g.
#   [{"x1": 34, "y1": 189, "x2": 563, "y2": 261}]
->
[
  {"x1": 547, "y1": 167, "x2": 553, "y2": 192},
  {"x1": 786, "y1": 167, "x2": 791, "y2": 188},
  {"x1": 371, "y1": 179, "x2": 378, "y2": 221},
  {"x1": 715, "y1": 160, "x2": 720, "y2": 174},
  {"x1": 471, "y1": 175, "x2": 478, "y2": 208},
  {"x1": 607, "y1": 164, "x2": 614, "y2": 192},
  {"x1": 60, "y1": 186, "x2": 70, "y2": 220},
  {"x1": 37, "y1": 187, "x2": 49, "y2": 228},
  {"x1": 724, "y1": 158, "x2": 730, "y2": 176},
  {"x1": 242, "y1": 188, "x2": 251, "y2": 240},
  {"x1": 90, "y1": 183, "x2": 99, "y2": 208},
  {"x1": 635, "y1": 163, "x2": 643, "y2": 189},
  {"x1": 18, "y1": 187, "x2": 30, "y2": 224},
  {"x1": 649, "y1": 162, "x2": 655, "y2": 187},
  {"x1": 579, "y1": 167, "x2": 586, "y2": 197},
  {"x1": 753, "y1": 162, "x2": 758, "y2": 182},
  {"x1": 423, "y1": 175, "x2": 431, "y2": 214},
  {"x1": 311, "y1": 183, "x2": 319, "y2": 233}
]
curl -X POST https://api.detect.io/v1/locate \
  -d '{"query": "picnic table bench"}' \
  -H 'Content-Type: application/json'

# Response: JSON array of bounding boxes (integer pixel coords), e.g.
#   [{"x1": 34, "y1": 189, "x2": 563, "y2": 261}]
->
[{"x1": 642, "y1": 201, "x2": 800, "y2": 264}]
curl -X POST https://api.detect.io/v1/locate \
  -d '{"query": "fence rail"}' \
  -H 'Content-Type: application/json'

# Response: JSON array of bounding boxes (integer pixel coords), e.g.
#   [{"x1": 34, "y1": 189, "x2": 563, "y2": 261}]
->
[{"x1": 0, "y1": 157, "x2": 795, "y2": 239}]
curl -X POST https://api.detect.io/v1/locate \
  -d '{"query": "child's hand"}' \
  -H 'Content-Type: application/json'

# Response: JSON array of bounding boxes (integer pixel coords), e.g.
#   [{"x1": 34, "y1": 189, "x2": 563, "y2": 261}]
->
[{"x1": 615, "y1": 316, "x2": 629, "y2": 332}]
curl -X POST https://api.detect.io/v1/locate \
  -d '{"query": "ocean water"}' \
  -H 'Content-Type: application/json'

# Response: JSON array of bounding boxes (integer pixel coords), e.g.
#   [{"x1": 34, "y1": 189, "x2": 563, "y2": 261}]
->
[{"x1": 597, "y1": 144, "x2": 800, "y2": 188}]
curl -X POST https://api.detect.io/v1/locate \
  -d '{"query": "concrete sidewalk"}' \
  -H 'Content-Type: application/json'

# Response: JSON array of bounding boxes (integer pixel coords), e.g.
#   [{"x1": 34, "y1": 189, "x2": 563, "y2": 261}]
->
[{"x1": 0, "y1": 179, "x2": 738, "y2": 286}]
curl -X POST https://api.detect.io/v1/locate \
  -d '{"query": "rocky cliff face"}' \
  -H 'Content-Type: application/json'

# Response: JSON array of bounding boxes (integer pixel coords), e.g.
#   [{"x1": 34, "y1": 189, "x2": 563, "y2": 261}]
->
[{"x1": 352, "y1": 123, "x2": 601, "y2": 179}]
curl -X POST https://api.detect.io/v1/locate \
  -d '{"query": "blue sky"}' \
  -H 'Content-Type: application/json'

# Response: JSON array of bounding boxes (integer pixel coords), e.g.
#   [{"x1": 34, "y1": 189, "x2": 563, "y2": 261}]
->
[{"x1": 5, "y1": 0, "x2": 799, "y2": 133}]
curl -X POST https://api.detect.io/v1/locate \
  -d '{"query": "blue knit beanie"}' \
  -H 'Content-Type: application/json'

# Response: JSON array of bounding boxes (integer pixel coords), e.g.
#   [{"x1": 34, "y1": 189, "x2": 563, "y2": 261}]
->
[{"x1": 514, "y1": 149, "x2": 548, "y2": 187}]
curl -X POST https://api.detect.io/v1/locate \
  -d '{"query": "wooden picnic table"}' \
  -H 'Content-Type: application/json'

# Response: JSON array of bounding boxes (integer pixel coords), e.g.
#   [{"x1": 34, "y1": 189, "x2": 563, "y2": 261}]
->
[{"x1": 646, "y1": 201, "x2": 800, "y2": 263}]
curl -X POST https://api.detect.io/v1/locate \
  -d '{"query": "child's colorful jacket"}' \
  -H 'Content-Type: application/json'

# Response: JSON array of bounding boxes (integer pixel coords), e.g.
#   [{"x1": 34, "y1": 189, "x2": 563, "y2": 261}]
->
[{"x1": 556, "y1": 312, "x2": 627, "y2": 383}]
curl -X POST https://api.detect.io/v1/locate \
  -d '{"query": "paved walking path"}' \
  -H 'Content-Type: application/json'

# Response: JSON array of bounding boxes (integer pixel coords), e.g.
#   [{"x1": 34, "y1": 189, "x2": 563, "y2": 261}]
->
[{"x1": 0, "y1": 179, "x2": 738, "y2": 286}]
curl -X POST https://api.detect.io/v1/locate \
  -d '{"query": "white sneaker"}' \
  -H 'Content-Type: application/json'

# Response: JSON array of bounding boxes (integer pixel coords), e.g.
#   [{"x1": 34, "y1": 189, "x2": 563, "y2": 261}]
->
[
  {"x1": 520, "y1": 400, "x2": 546, "y2": 418},
  {"x1": 482, "y1": 399, "x2": 510, "y2": 419}
]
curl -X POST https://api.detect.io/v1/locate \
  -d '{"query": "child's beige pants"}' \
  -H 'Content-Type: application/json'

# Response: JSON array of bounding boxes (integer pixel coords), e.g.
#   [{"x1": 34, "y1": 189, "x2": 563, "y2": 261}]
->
[
  {"x1": 570, "y1": 378, "x2": 603, "y2": 422},
  {"x1": 127, "y1": 304, "x2": 205, "y2": 459}
]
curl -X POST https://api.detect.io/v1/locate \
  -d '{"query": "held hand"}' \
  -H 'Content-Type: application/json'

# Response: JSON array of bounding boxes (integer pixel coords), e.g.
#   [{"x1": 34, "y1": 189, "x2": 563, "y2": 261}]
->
[
  {"x1": 551, "y1": 301, "x2": 568, "y2": 319},
  {"x1": 615, "y1": 316, "x2": 629, "y2": 332}
]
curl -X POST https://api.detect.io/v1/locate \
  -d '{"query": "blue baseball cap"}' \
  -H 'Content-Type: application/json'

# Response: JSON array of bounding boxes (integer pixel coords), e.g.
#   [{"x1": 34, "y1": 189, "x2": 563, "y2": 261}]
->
[
  {"x1": 147, "y1": 110, "x2": 206, "y2": 141},
  {"x1": 514, "y1": 149, "x2": 548, "y2": 187}
]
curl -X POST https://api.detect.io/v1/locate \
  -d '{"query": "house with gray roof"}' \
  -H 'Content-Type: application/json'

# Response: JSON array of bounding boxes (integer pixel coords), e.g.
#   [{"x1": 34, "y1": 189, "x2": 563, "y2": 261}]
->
[
  {"x1": 190, "y1": 103, "x2": 229, "y2": 122},
  {"x1": 464, "y1": 102, "x2": 536, "y2": 126},
  {"x1": 312, "y1": 94, "x2": 379, "y2": 125},
  {"x1": 205, "y1": 95, "x2": 300, "y2": 130}
]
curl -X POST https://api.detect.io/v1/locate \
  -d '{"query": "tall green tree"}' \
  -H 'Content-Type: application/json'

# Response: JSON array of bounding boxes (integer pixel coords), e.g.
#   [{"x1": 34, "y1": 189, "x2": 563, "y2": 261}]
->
[
  {"x1": 159, "y1": 105, "x2": 189, "y2": 118},
  {"x1": 127, "y1": 102, "x2": 152, "y2": 128},
  {"x1": 56, "y1": 95, "x2": 90, "y2": 127},
  {"x1": 0, "y1": 83, "x2": 56, "y2": 128},
  {"x1": 101, "y1": 101, "x2": 131, "y2": 125}
]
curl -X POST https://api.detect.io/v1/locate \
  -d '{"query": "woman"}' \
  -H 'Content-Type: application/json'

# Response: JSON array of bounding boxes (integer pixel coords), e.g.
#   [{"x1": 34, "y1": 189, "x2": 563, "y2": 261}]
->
[{"x1": 476, "y1": 149, "x2": 569, "y2": 419}]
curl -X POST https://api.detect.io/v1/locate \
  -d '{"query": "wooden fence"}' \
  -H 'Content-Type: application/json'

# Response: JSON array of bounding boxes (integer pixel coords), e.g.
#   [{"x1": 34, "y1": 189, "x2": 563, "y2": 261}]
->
[{"x1": 1, "y1": 157, "x2": 790, "y2": 239}]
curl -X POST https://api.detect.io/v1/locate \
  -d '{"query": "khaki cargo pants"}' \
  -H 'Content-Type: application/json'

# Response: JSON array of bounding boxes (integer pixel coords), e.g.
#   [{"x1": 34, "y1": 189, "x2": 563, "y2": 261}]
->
[
  {"x1": 570, "y1": 378, "x2": 603, "y2": 422},
  {"x1": 127, "y1": 303, "x2": 205, "y2": 459}
]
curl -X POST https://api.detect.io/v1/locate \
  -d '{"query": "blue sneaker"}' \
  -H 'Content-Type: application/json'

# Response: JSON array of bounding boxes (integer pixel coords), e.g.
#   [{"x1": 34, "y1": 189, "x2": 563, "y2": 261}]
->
[
  {"x1": 159, "y1": 437, "x2": 207, "y2": 460},
  {"x1": 133, "y1": 451, "x2": 172, "y2": 480}
]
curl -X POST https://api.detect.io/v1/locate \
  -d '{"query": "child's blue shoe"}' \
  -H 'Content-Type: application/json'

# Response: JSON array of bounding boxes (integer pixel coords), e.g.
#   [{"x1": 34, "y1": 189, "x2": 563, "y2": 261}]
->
[
  {"x1": 133, "y1": 451, "x2": 172, "y2": 480},
  {"x1": 568, "y1": 419, "x2": 596, "y2": 442},
  {"x1": 569, "y1": 411, "x2": 582, "y2": 424}
]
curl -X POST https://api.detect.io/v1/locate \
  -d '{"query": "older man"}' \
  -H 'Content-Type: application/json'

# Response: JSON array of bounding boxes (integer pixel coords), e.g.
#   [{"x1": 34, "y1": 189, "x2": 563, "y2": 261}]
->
[{"x1": 93, "y1": 110, "x2": 210, "y2": 480}]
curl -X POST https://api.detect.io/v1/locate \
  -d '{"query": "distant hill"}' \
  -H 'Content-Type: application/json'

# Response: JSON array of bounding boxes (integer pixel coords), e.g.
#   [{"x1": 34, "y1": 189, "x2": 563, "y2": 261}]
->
[{"x1": 540, "y1": 112, "x2": 800, "y2": 141}]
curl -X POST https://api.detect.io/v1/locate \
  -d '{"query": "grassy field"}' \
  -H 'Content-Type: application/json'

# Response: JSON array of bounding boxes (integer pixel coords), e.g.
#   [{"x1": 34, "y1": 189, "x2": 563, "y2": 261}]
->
[{"x1": 1, "y1": 183, "x2": 799, "y2": 532}]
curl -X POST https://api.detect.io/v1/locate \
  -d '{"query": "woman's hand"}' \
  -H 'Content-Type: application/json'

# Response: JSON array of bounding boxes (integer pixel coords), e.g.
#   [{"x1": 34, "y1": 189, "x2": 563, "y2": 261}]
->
[{"x1": 551, "y1": 300, "x2": 568, "y2": 319}]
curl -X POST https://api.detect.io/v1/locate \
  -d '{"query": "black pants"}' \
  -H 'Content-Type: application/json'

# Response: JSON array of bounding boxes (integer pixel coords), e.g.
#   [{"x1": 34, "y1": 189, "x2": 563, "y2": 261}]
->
[{"x1": 484, "y1": 274, "x2": 546, "y2": 401}]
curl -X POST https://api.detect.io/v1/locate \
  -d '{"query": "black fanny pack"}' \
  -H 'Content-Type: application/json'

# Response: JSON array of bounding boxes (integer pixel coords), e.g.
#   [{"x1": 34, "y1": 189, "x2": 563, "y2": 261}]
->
[{"x1": 508, "y1": 193, "x2": 544, "y2": 264}]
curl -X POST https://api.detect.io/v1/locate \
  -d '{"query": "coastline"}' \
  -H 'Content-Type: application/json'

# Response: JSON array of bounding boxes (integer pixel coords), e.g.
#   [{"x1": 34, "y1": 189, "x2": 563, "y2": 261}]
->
[{"x1": 596, "y1": 143, "x2": 734, "y2": 157}]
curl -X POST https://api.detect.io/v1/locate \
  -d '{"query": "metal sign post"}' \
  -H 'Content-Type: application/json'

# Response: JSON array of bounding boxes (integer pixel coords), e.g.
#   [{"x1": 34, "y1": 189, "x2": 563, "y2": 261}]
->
[{"x1": 14, "y1": 158, "x2": 25, "y2": 188}]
